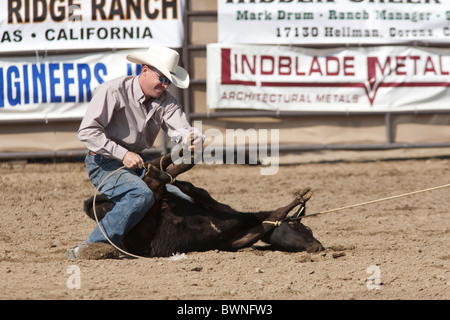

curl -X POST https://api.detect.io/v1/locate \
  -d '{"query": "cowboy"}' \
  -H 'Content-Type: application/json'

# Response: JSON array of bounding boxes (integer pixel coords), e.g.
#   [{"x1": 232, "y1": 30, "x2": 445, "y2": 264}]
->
[{"x1": 66, "y1": 45, "x2": 203, "y2": 259}]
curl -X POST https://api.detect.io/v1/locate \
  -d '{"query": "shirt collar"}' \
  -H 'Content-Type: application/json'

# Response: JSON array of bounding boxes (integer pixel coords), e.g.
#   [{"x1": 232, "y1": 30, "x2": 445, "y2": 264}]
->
[{"x1": 133, "y1": 76, "x2": 146, "y2": 105}]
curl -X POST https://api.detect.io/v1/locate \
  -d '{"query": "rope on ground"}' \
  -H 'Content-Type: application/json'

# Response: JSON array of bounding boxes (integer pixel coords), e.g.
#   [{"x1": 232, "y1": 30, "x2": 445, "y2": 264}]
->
[{"x1": 301, "y1": 183, "x2": 450, "y2": 219}]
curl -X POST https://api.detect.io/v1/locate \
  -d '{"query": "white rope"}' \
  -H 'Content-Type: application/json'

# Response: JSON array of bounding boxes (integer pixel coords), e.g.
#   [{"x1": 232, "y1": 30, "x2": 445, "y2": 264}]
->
[
  {"x1": 92, "y1": 166, "x2": 148, "y2": 259},
  {"x1": 262, "y1": 220, "x2": 282, "y2": 227},
  {"x1": 302, "y1": 183, "x2": 450, "y2": 219}
]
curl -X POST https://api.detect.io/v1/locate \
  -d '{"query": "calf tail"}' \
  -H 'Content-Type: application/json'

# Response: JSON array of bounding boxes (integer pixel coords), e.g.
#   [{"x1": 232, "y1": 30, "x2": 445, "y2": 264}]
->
[{"x1": 83, "y1": 194, "x2": 115, "y2": 221}]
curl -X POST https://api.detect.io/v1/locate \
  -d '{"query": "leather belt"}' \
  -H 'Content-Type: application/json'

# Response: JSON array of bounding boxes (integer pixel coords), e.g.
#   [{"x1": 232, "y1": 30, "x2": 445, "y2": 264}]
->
[{"x1": 88, "y1": 150, "x2": 96, "y2": 156}]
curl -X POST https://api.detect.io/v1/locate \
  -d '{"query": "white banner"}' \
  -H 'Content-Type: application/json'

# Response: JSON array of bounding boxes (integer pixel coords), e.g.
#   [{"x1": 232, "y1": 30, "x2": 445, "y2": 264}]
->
[
  {"x1": 0, "y1": 50, "x2": 148, "y2": 120},
  {"x1": 207, "y1": 43, "x2": 450, "y2": 112},
  {"x1": 218, "y1": 0, "x2": 450, "y2": 45},
  {"x1": 0, "y1": 0, "x2": 184, "y2": 52}
]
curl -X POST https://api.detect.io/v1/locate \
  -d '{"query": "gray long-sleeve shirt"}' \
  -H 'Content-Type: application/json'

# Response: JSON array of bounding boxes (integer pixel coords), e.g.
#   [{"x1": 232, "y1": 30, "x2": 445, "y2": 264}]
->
[{"x1": 78, "y1": 75, "x2": 200, "y2": 161}]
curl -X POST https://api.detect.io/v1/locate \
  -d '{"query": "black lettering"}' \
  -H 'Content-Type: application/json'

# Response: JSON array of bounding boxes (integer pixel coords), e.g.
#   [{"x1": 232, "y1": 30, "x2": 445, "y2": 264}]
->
[
  {"x1": 97, "y1": 27, "x2": 108, "y2": 39},
  {"x1": 33, "y1": 0, "x2": 47, "y2": 23},
  {"x1": 127, "y1": 0, "x2": 141, "y2": 19},
  {"x1": 57, "y1": 28, "x2": 68, "y2": 40},
  {"x1": 8, "y1": 0, "x2": 22, "y2": 23},
  {"x1": 24, "y1": 0, "x2": 30, "y2": 22},
  {"x1": 111, "y1": 27, "x2": 120, "y2": 38},
  {"x1": 109, "y1": 0, "x2": 125, "y2": 20},
  {"x1": 50, "y1": 0, "x2": 65, "y2": 22},
  {"x1": 1, "y1": 31, "x2": 12, "y2": 43},
  {"x1": 162, "y1": 0, "x2": 178, "y2": 19},
  {"x1": 144, "y1": 0, "x2": 159, "y2": 19},
  {"x1": 13, "y1": 30, "x2": 22, "y2": 42},
  {"x1": 92, "y1": 0, "x2": 107, "y2": 21},
  {"x1": 0, "y1": 29, "x2": 21, "y2": 43},
  {"x1": 444, "y1": 27, "x2": 450, "y2": 36},
  {"x1": 142, "y1": 26, "x2": 153, "y2": 38},
  {"x1": 45, "y1": 28, "x2": 55, "y2": 40}
]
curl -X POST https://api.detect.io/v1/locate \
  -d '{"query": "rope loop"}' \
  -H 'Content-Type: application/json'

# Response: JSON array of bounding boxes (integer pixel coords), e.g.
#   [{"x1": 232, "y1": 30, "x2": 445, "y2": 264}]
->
[
  {"x1": 93, "y1": 165, "x2": 149, "y2": 259},
  {"x1": 262, "y1": 220, "x2": 282, "y2": 227}
]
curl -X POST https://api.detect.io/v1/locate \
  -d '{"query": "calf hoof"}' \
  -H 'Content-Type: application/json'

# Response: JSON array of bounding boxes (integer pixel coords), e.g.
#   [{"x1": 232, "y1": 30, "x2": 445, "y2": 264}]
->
[
  {"x1": 145, "y1": 163, "x2": 161, "y2": 177},
  {"x1": 296, "y1": 187, "x2": 313, "y2": 203},
  {"x1": 145, "y1": 164, "x2": 172, "y2": 184}
]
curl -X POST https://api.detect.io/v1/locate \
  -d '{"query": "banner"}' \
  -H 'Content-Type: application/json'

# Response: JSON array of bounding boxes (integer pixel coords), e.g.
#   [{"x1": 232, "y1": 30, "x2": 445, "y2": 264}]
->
[
  {"x1": 0, "y1": 0, "x2": 184, "y2": 52},
  {"x1": 218, "y1": 0, "x2": 450, "y2": 45},
  {"x1": 0, "y1": 50, "x2": 147, "y2": 120},
  {"x1": 207, "y1": 43, "x2": 450, "y2": 112}
]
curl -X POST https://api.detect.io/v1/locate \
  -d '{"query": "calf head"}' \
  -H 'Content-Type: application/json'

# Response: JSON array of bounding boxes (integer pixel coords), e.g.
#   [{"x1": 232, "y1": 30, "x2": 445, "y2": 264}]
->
[{"x1": 265, "y1": 219, "x2": 323, "y2": 253}]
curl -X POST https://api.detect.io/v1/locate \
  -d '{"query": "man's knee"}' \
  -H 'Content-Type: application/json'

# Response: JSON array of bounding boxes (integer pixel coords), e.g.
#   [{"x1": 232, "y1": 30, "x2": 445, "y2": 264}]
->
[
  {"x1": 127, "y1": 183, "x2": 154, "y2": 205},
  {"x1": 140, "y1": 187, "x2": 155, "y2": 208}
]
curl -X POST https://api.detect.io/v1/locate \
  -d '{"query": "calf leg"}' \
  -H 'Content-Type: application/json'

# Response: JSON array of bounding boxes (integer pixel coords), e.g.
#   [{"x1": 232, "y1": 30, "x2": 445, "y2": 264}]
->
[
  {"x1": 145, "y1": 132, "x2": 199, "y2": 173},
  {"x1": 265, "y1": 187, "x2": 312, "y2": 222},
  {"x1": 145, "y1": 154, "x2": 174, "y2": 172},
  {"x1": 142, "y1": 162, "x2": 197, "y2": 208},
  {"x1": 142, "y1": 145, "x2": 195, "y2": 187},
  {"x1": 144, "y1": 162, "x2": 196, "y2": 186},
  {"x1": 144, "y1": 137, "x2": 196, "y2": 173},
  {"x1": 145, "y1": 163, "x2": 237, "y2": 214},
  {"x1": 173, "y1": 180, "x2": 237, "y2": 214},
  {"x1": 221, "y1": 187, "x2": 312, "y2": 250}
]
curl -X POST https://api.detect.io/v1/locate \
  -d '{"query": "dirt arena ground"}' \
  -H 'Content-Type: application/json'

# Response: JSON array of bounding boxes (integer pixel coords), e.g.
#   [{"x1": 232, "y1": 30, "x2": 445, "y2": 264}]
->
[{"x1": 0, "y1": 148, "x2": 449, "y2": 300}]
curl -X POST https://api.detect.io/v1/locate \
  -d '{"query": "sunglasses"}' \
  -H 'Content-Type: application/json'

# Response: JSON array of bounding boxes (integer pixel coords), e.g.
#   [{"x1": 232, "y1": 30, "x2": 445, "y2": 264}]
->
[{"x1": 148, "y1": 66, "x2": 171, "y2": 85}]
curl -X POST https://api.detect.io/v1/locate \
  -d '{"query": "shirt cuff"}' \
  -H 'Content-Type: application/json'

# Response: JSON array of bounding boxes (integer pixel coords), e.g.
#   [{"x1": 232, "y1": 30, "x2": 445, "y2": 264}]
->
[
  {"x1": 181, "y1": 128, "x2": 205, "y2": 144},
  {"x1": 113, "y1": 145, "x2": 129, "y2": 161}
]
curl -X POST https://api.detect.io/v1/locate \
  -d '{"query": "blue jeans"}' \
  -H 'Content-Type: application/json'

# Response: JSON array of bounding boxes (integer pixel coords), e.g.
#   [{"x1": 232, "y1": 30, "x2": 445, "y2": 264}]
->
[{"x1": 84, "y1": 154, "x2": 191, "y2": 246}]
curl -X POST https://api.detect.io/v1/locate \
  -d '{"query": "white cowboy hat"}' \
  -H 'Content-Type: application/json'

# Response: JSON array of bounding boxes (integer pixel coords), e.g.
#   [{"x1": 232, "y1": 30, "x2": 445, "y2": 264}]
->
[{"x1": 126, "y1": 45, "x2": 189, "y2": 89}]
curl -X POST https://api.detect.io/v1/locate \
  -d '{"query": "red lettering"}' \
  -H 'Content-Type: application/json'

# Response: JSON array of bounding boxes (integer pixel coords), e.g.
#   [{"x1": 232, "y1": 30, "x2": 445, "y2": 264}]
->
[
  {"x1": 343, "y1": 57, "x2": 355, "y2": 76},
  {"x1": 242, "y1": 54, "x2": 256, "y2": 74},
  {"x1": 309, "y1": 57, "x2": 323, "y2": 76},
  {"x1": 325, "y1": 57, "x2": 340, "y2": 76},
  {"x1": 221, "y1": 48, "x2": 256, "y2": 86},
  {"x1": 409, "y1": 56, "x2": 421, "y2": 75},
  {"x1": 395, "y1": 56, "x2": 407, "y2": 75},
  {"x1": 279, "y1": 56, "x2": 291, "y2": 75},
  {"x1": 424, "y1": 56, "x2": 437, "y2": 75},
  {"x1": 295, "y1": 57, "x2": 305, "y2": 76},
  {"x1": 439, "y1": 56, "x2": 449, "y2": 75},
  {"x1": 367, "y1": 57, "x2": 391, "y2": 89},
  {"x1": 261, "y1": 56, "x2": 275, "y2": 75}
]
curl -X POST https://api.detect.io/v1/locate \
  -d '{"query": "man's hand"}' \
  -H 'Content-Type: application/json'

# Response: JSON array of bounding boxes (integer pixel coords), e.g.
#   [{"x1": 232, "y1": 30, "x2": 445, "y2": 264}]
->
[
  {"x1": 123, "y1": 151, "x2": 144, "y2": 169},
  {"x1": 188, "y1": 136, "x2": 203, "y2": 153},
  {"x1": 185, "y1": 133, "x2": 203, "y2": 153}
]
